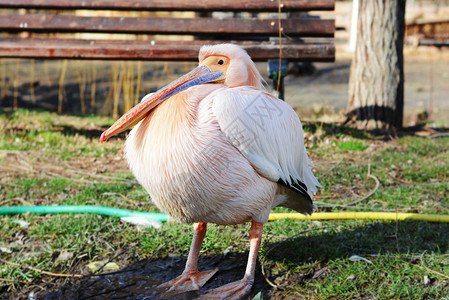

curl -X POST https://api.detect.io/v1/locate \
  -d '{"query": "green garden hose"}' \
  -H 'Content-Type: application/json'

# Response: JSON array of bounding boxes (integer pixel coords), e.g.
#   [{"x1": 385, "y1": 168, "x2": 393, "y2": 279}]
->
[{"x1": 0, "y1": 205, "x2": 168, "y2": 222}]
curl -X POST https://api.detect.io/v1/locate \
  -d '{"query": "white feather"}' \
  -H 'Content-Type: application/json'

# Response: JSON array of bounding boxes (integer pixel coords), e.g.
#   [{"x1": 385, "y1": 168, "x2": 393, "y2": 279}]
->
[{"x1": 210, "y1": 86, "x2": 321, "y2": 198}]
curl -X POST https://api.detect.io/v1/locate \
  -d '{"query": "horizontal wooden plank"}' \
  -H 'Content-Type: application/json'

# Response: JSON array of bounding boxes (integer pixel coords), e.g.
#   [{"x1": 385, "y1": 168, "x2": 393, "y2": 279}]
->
[
  {"x1": 406, "y1": 18, "x2": 449, "y2": 39},
  {"x1": 0, "y1": 15, "x2": 334, "y2": 37},
  {"x1": 0, "y1": 38, "x2": 335, "y2": 62},
  {"x1": 0, "y1": 0, "x2": 335, "y2": 12}
]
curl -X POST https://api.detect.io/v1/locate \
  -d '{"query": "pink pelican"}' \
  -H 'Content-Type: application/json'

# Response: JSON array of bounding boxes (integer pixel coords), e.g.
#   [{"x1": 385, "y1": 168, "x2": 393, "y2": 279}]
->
[{"x1": 101, "y1": 44, "x2": 320, "y2": 299}]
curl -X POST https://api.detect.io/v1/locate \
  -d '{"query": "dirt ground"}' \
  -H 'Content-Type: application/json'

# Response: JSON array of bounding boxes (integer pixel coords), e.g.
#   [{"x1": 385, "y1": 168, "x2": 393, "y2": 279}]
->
[{"x1": 37, "y1": 254, "x2": 274, "y2": 299}]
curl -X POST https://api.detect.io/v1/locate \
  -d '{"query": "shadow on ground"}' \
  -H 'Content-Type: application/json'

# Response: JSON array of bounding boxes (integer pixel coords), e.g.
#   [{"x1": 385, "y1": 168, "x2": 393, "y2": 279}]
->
[
  {"x1": 40, "y1": 252, "x2": 268, "y2": 300},
  {"x1": 302, "y1": 121, "x2": 449, "y2": 141},
  {"x1": 37, "y1": 220, "x2": 448, "y2": 299},
  {"x1": 60, "y1": 125, "x2": 126, "y2": 141},
  {"x1": 3, "y1": 105, "x2": 442, "y2": 143}
]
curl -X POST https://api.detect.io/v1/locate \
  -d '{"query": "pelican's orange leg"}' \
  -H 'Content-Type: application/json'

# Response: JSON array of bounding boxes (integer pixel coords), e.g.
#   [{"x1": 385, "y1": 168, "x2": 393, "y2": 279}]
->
[
  {"x1": 202, "y1": 220, "x2": 264, "y2": 300},
  {"x1": 158, "y1": 222, "x2": 218, "y2": 296}
]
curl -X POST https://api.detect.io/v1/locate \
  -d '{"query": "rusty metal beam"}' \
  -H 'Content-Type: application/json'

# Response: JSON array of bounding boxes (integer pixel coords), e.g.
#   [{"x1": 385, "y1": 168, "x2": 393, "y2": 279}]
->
[
  {"x1": 0, "y1": 14, "x2": 334, "y2": 37},
  {"x1": 0, "y1": 0, "x2": 335, "y2": 12},
  {"x1": 0, "y1": 38, "x2": 335, "y2": 62}
]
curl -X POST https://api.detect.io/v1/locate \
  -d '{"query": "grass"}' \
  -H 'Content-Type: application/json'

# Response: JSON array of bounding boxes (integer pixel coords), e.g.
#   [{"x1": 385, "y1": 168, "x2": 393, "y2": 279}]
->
[{"x1": 1, "y1": 108, "x2": 448, "y2": 299}]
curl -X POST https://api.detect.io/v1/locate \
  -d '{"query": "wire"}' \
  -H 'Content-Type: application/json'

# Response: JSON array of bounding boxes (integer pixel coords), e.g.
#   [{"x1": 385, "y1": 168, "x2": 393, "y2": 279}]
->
[{"x1": 276, "y1": 0, "x2": 283, "y2": 93}]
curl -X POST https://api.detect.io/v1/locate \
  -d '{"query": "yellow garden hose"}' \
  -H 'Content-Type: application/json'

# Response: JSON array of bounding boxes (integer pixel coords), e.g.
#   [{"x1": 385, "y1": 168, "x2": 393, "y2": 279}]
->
[{"x1": 269, "y1": 212, "x2": 449, "y2": 223}]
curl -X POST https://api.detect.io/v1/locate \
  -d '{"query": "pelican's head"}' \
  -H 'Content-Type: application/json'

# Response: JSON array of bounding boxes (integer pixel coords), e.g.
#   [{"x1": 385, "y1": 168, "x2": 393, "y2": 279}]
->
[
  {"x1": 198, "y1": 44, "x2": 264, "y2": 90},
  {"x1": 100, "y1": 43, "x2": 264, "y2": 143}
]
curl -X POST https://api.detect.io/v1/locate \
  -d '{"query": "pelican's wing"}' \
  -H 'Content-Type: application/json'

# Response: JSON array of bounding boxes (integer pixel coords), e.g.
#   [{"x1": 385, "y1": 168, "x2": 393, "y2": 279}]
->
[{"x1": 211, "y1": 86, "x2": 320, "y2": 201}]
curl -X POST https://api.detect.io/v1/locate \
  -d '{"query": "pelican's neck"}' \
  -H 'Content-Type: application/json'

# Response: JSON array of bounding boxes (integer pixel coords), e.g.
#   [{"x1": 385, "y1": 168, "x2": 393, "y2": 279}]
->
[
  {"x1": 150, "y1": 90, "x2": 197, "y2": 134},
  {"x1": 132, "y1": 84, "x2": 223, "y2": 151},
  {"x1": 152, "y1": 84, "x2": 224, "y2": 129}
]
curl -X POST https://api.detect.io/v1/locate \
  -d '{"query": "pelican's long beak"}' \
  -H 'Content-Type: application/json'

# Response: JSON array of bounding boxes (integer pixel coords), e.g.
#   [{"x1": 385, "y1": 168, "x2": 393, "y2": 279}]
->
[{"x1": 100, "y1": 66, "x2": 224, "y2": 143}]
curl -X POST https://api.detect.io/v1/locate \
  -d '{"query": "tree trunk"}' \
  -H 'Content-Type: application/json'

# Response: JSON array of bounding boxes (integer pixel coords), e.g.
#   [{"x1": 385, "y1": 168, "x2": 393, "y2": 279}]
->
[{"x1": 346, "y1": 0, "x2": 406, "y2": 130}]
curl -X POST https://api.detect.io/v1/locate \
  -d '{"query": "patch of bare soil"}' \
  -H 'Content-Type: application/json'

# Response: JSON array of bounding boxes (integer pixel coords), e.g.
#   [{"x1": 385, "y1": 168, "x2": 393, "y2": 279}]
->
[
  {"x1": 1, "y1": 150, "x2": 127, "y2": 180},
  {"x1": 18, "y1": 254, "x2": 277, "y2": 300}
]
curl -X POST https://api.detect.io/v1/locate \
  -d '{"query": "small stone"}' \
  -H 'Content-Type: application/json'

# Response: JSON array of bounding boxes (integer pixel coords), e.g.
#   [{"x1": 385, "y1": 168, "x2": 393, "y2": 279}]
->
[
  {"x1": 56, "y1": 251, "x2": 73, "y2": 263},
  {"x1": 87, "y1": 260, "x2": 120, "y2": 274},
  {"x1": 312, "y1": 220, "x2": 322, "y2": 227},
  {"x1": 347, "y1": 274, "x2": 356, "y2": 281},
  {"x1": 223, "y1": 246, "x2": 233, "y2": 257},
  {"x1": 11, "y1": 220, "x2": 30, "y2": 229},
  {"x1": 0, "y1": 247, "x2": 11, "y2": 254}
]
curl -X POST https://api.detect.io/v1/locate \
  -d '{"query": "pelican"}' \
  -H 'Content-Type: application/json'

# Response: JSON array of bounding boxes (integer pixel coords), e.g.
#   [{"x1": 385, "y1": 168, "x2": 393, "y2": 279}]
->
[{"x1": 101, "y1": 44, "x2": 320, "y2": 299}]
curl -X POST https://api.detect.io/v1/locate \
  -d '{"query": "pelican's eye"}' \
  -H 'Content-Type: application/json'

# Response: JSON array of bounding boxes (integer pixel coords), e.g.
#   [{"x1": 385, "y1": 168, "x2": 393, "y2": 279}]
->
[{"x1": 218, "y1": 59, "x2": 224, "y2": 65}]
